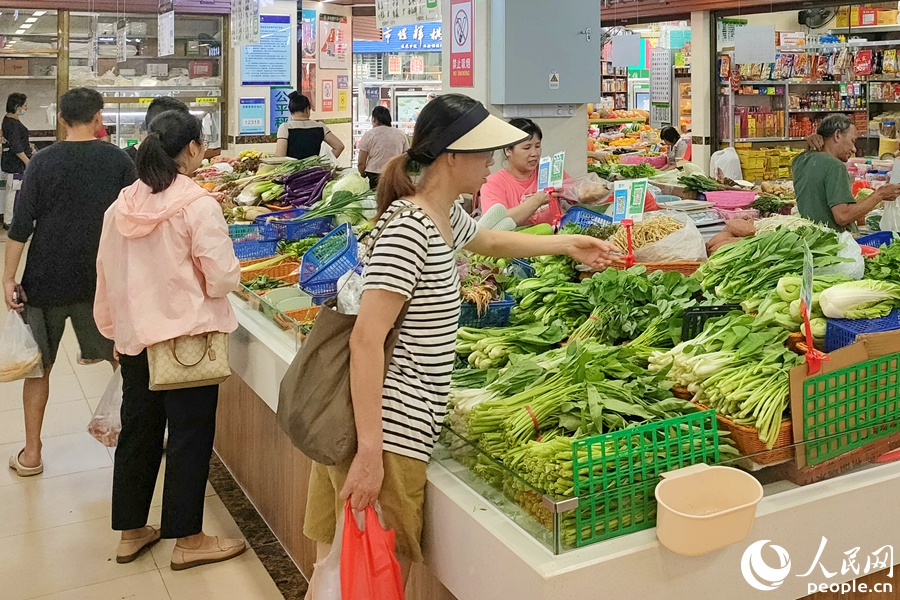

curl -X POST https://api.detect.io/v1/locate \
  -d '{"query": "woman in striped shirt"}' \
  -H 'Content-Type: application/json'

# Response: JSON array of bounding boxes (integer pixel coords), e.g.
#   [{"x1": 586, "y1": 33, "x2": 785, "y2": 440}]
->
[{"x1": 303, "y1": 94, "x2": 618, "y2": 595}]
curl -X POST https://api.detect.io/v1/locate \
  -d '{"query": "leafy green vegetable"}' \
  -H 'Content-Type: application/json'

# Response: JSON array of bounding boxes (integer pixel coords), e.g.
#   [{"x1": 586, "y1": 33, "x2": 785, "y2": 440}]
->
[
  {"x1": 818, "y1": 280, "x2": 900, "y2": 319},
  {"x1": 677, "y1": 174, "x2": 723, "y2": 193},
  {"x1": 864, "y1": 235, "x2": 900, "y2": 282},
  {"x1": 588, "y1": 162, "x2": 658, "y2": 181},
  {"x1": 696, "y1": 226, "x2": 850, "y2": 302}
]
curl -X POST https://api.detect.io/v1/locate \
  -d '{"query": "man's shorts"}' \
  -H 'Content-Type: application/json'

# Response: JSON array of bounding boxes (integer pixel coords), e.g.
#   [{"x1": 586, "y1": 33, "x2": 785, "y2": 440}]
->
[
  {"x1": 303, "y1": 451, "x2": 428, "y2": 562},
  {"x1": 23, "y1": 303, "x2": 114, "y2": 369}
]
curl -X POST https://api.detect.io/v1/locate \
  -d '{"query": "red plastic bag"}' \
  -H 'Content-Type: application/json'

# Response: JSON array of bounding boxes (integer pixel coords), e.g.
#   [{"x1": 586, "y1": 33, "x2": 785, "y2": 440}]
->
[{"x1": 340, "y1": 500, "x2": 404, "y2": 600}]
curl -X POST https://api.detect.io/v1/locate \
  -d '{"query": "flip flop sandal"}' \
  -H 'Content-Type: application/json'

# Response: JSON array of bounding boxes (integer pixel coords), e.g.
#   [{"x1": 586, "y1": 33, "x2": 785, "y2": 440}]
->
[{"x1": 8, "y1": 450, "x2": 43, "y2": 477}]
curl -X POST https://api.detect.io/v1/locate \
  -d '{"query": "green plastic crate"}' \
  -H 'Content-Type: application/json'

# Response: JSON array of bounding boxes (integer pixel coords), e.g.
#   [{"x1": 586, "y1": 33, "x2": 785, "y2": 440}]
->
[
  {"x1": 800, "y1": 352, "x2": 900, "y2": 466},
  {"x1": 571, "y1": 410, "x2": 719, "y2": 547}
]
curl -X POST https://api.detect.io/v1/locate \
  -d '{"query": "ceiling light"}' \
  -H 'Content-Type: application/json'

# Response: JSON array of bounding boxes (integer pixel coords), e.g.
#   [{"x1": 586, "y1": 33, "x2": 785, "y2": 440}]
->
[
  {"x1": 15, "y1": 29, "x2": 25, "y2": 35},
  {"x1": 25, "y1": 17, "x2": 37, "y2": 23},
  {"x1": 32, "y1": 11, "x2": 47, "y2": 17},
  {"x1": 21, "y1": 23, "x2": 33, "y2": 29}
]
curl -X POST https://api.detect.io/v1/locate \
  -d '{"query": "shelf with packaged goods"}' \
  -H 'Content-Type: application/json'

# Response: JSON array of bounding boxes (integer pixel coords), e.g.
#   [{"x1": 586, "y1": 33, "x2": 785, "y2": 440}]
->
[
  {"x1": 733, "y1": 137, "x2": 793, "y2": 142},
  {"x1": 0, "y1": 53, "x2": 58, "y2": 58},
  {"x1": 589, "y1": 118, "x2": 647, "y2": 125},
  {"x1": 788, "y1": 109, "x2": 868, "y2": 113},
  {"x1": 869, "y1": 99, "x2": 900, "y2": 103},
  {"x1": 828, "y1": 25, "x2": 900, "y2": 35}
]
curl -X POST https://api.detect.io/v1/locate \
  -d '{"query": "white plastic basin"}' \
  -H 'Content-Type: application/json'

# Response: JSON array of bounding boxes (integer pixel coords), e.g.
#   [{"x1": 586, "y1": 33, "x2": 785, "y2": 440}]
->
[{"x1": 655, "y1": 463, "x2": 763, "y2": 556}]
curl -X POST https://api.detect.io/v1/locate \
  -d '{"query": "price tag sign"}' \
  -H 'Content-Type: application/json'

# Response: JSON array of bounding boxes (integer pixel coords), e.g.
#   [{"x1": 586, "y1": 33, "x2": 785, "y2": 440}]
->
[
  {"x1": 138, "y1": 98, "x2": 154, "y2": 105},
  {"x1": 801, "y1": 240, "x2": 814, "y2": 318},
  {"x1": 612, "y1": 181, "x2": 630, "y2": 223},
  {"x1": 196, "y1": 97, "x2": 218, "y2": 104},
  {"x1": 537, "y1": 156, "x2": 552, "y2": 191},
  {"x1": 627, "y1": 178, "x2": 649, "y2": 222},
  {"x1": 550, "y1": 152, "x2": 565, "y2": 189}
]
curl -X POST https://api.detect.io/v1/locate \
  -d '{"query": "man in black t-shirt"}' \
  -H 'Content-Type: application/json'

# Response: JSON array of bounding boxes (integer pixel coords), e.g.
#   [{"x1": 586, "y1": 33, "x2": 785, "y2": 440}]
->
[
  {"x1": 2, "y1": 87, "x2": 136, "y2": 477},
  {"x1": 1, "y1": 92, "x2": 32, "y2": 227}
]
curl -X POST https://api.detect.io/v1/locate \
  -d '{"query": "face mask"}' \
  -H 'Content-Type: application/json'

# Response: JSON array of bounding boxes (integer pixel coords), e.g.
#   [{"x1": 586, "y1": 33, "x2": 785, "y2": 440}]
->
[{"x1": 18, "y1": 108, "x2": 26, "y2": 116}]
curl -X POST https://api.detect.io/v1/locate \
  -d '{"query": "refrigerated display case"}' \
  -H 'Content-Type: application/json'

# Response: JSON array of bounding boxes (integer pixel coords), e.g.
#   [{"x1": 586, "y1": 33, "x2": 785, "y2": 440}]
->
[
  {"x1": 67, "y1": 12, "x2": 224, "y2": 150},
  {"x1": 0, "y1": 9, "x2": 61, "y2": 147}
]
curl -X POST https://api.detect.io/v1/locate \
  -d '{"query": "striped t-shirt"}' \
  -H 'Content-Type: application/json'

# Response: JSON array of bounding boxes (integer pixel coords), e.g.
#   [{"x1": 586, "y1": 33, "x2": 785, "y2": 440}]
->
[{"x1": 362, "y1": 199, "x2": 480, "y2": 462}]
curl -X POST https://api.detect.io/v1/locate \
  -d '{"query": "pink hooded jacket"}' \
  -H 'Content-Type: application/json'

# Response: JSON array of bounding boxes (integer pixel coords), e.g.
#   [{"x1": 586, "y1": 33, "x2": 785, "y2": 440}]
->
[{"x1": 94, "y1": 174, "x2": 240, "y2": 356}]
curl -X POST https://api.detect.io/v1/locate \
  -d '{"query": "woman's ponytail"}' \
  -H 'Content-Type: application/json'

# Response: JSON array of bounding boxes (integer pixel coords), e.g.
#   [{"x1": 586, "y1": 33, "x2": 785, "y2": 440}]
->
[
  {"x1": 135, "y1": 132, "x2": 179, "y2": 194},
  {"x1": 376, "y1": 153, "x2": 416, "y2": 217},
  {"x1": 134, "y1": 110, "x2": 203, "y2": 194}
]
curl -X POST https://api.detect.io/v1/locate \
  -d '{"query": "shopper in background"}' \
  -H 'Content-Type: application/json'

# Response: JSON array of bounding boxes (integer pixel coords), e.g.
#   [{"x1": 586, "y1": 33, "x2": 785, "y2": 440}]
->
[
  {"x1": 3, "y1": 88, "x2": 134, "y2": 477},
  {"x1": 1, "y1": 92, "x2": 32, "y2": 228},
  {"x1": 125, "y1": 97, "x2": 190, "y2": 160},
  {"x1": 794, "y1": 114, "x2": 900, "y2": 232},
  {"x1": 275, "y1": 92, "x2": 345, "y2": 161},
  {"x1": 660, "y1": 126, "x2": 688, "y2": 171},
  {"x1": 94, "y1": 109, "x2": 244, "y2": 570},
  {"x1": 479, "y1": 118, "x2": 557, "y2": 226},
  {"x1": 303, "y1": 94, "x2": 619, "y2": 598},
  {"x1": 357, "y1": 106, "x2": 409, "y2": 189}
]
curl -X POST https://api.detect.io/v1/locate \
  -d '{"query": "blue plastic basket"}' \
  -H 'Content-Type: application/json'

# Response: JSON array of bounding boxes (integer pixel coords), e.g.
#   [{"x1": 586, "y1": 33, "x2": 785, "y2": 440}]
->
[
  {"x1": 229, "y1": 222, "x2": 279, "y2": 242},
  {"x1": 560, "y1": 206, "x2": 613, "y2": 229},
  {"x1": 298, "y1": 224, "x2": 359, "y2": 300},
  {"x1": 256, "y1": 208, "x2": 334, "y2": 241},
  {"x1": 459, "y1": 295, "x2": 516, "y2": 328},
  {"x1": 857, "y1": 231, "x2": 897, "y2": 248},
  {"x1": 508, "y1": 258, "x2": 536, "y2": 279},
  {"x1": 824, "y1": 309, "x2": 900, "y2": 352},
  {"x1": 233, "y1": 239, "x2": 279, "y2": 261}
]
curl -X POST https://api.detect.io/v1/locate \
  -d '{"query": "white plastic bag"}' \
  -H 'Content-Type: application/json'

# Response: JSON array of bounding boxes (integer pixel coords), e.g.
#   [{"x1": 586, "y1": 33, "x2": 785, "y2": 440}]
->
[
  {"x1": 881, "y1": 199, "x2": 900, "y2": 231},
  {"x1": 633, "y1": 211, "x2": 708, "y2": 263},
  {"x1": 310, "y1": 505, "x2": 347, "y2": 600},
  {"x1": 87, "y1": 369, "x2": 123, "y2": 447},
  {"x1": 559, "y1": 173, "x2": 610, "y2": 205},
  {"x1": 0, "y1": 311, "x2": 43, "y2": 382},
  {"x1": 337, "y1": 270, "x2": 364, "y2": 316},
  {"x1": 818, "y1": 231, "x2": 865, "y2": 280}
]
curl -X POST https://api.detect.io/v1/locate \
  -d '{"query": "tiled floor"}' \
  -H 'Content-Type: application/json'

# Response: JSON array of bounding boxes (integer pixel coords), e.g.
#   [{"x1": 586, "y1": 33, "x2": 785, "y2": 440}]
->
[{"x1": 0, "y1": 231, "x2": 286, "y2": 599}]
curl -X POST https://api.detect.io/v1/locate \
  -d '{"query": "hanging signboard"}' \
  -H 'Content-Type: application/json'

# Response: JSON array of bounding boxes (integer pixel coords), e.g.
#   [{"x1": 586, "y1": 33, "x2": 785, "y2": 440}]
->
[
  {"x1": 116, "y1": 24, "x2": 128, "y2": 63},
  {"x1": 241, "y1": 15, "x2": 291, "y2": 86},
  {"x1": 376, "y1": 0, "x2": 440, "y2": 28},
  {"x1": 410, "y1": 55, "x2": 424, "y2": 75},
  {"x1": 449, "y1": 0, "x2": 473, "y2": 87},
  {"x1": 239, "y1": 97, "x2": 266, "y2": 135},
  {"x1": 158, "y1": 9, "x2": 175, "y2": 57},
  {"x1": 231, "y1": 0, "x2": 260, "y2": 46},
  {"x1": 355, "y1": 22, "x2": 442, "y2": 54},
  {"x1": 319, "y1": 14, "x2": 350, "y2": 70},
  {"x1": 388, "y1": 55, "x2": 402, "y2": 75}
]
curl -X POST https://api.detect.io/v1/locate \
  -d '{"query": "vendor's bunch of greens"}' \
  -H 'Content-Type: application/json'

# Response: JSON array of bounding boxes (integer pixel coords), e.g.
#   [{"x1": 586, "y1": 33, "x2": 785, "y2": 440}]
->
[
  {"x1": 864, "y1": 235, "x2": 900, "y2": 282},
  {"x1": 741, "y1": 274, "x2": 851, "y2": 341},
  {"x1": 456, "y1": 321, "x2": 568, "y2": 369},
  {"x1": 568, "y1": 266, "x2": 701, "y2": 348},
  {"x1": 649, "y1": 313, "x2": 803, "y2": 449},
  {"x1": 695, "y1": 226, "x2": 849, "y2": 302},
  {"x1": 588, "y1": 162, "x2": 658, "y2": 181}
]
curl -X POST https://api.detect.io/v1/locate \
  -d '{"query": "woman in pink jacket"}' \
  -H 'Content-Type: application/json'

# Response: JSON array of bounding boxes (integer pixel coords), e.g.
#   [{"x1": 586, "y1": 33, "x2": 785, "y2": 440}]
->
[{"x1": 94, "y1": 110, "x2": 244, "y2": 571}]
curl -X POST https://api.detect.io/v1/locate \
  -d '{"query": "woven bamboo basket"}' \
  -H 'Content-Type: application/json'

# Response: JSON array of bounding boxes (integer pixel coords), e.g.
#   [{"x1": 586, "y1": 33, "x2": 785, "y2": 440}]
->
[
  {"x1": 273, "y1": 306, "x2": 321, "y2": 331},
  {"x1": 240, "y1": 261, "x2": 300, "y2": 284},
  {"x1": 610, "y1": 259, "x2": 701, "y2": 275},
  {"x1": 692, "y1": 399, "x2": 794, "y2": 465}
]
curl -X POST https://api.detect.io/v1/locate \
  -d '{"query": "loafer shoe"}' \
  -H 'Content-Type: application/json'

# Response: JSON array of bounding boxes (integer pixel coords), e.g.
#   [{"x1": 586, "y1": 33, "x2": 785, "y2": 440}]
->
[
  {"x1": 170, "y1": 536, "x2": 246, "y2": 571},
  {"x1": 8, "y1": 450, "x2": 43, "y2": 477},
  {"x1": 117, "y1": 526, "x2": 161, "y2": 564}
]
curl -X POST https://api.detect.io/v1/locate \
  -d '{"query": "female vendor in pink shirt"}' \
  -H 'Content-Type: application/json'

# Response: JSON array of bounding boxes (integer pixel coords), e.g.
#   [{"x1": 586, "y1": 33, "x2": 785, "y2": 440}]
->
[{"x1": 479, "y1": 118, "x2": 556, "y2": 226}]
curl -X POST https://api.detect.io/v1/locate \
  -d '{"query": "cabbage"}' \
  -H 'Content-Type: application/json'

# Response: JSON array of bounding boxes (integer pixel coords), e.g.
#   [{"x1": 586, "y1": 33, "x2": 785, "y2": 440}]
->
[
  {"x1": 332, "y1": 172, "x2": 371, "y2": 196},
  {"x1": 818, "y1": 280, "x2": 900, "y2": 319}
]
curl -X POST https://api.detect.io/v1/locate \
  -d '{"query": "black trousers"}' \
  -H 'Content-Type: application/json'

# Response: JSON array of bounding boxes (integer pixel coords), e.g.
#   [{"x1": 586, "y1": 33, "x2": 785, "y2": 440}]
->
[
  {"x1": 365, "y1": 171, "x2": 380, "y2": 189},
  {"x1": 111, "y1": 351, "x2": 219, "y2": 539}
]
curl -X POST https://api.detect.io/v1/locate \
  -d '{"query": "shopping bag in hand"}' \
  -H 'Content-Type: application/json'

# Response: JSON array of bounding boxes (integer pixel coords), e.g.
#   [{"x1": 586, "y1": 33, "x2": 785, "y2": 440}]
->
[
  {"x1": 340, "y1": 500, "x2": 405, "y2": 600},
  {"x1": 0, "y1": 311, "x2": 42, "y2": 382},
  {"x1": 309, "y1": 505, "x2": 346, "y2": 600},
  {"x1": 88, "y1": 368, "x2": 123, "y2": 447}
]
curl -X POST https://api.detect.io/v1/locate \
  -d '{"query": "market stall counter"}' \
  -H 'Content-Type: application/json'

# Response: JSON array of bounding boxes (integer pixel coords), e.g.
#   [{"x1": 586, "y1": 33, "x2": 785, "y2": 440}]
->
[{"x1": 216, "y1": 294, "x2": 900, "y2": 600}]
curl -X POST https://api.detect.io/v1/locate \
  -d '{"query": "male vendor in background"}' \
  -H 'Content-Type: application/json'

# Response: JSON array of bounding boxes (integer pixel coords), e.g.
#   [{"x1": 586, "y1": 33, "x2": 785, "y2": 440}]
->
[{"x1": 797, "y1": 113, "x2": 900, "y2": 232}]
